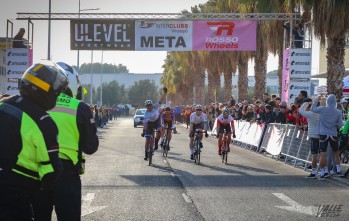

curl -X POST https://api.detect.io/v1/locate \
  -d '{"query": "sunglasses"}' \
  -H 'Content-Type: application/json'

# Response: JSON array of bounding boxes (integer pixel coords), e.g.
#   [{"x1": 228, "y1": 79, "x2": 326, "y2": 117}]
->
[{"x1": 196, "y1": 109, "x2": 202, "y2": 111}]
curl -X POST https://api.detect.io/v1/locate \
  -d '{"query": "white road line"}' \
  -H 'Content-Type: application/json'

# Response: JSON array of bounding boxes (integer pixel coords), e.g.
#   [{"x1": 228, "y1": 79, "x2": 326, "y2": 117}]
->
[
  {"x1": 273, "y1": 193, "x2": 317, "y2": 216},
  {"x1": 182, "y1": 193, "x2": 192, "y2": 203}
]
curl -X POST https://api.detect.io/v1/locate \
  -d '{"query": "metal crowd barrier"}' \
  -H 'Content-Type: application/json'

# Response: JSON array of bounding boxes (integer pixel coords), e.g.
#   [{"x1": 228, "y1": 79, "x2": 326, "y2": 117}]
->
[{"x1": 234, "y1": 121, "x2": 313, "y2": 170}]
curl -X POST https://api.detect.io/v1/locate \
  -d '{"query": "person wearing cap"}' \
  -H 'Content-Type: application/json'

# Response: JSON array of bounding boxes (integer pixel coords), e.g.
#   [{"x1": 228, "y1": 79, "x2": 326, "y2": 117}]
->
[{"x1": 0, "y1": 62, "x2": 68, "y2": 220}]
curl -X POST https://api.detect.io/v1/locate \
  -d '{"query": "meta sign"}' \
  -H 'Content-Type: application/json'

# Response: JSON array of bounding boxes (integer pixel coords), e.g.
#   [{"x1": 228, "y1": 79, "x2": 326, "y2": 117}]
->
[{"x1": 71, "y1": 19, "x2": 256, "y2": 51}]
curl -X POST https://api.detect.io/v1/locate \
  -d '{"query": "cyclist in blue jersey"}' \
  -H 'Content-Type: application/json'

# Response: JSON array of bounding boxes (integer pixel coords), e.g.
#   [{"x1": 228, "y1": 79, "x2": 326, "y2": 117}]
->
[{"x1": 141, "y1": 87, "x2": 167, "y2": 160}]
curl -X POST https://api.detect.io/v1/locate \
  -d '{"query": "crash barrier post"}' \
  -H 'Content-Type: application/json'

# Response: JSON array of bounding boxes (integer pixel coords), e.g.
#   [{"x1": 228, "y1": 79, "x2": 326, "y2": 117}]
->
[{"x1": 234, "y1": 122, "x2": 313, "y2": 170}]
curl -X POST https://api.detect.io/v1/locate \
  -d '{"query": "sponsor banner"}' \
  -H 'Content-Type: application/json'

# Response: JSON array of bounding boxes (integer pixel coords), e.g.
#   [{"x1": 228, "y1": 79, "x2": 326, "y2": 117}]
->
[
  {"x1": 5, "y1": 79, "x2": 20, "y2": 95},
  {"x1": 6, "y1": 48, "x2": 30, "y2": 79},
  {"x1": 192, "y1": 20, "x2": 256, "y2": 51},
  {"x1": 288, "y1": 81, "x2": 311, "y2": 103},
  {"x1": 70, "y1": 19, "x2": 135, "y2": 50},
  {"x1": 314, "y1": 85, "x2": 327, "y2": 95},
  {"x1": 281, "y1": 48, "x2": 290, "y2": 102},
  {"x1": 135, "y1": 20, "x2": 192, "y2": 51},
  {"x1": 289, "y1": 48, "x2": 311, "y2": 78}
]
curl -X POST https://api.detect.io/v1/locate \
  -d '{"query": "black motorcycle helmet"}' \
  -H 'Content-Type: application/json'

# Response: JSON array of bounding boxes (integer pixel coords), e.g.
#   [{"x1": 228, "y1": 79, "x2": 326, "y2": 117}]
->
[{"x1": 20, "y1": 62, "x2": 68, "y2": 110}]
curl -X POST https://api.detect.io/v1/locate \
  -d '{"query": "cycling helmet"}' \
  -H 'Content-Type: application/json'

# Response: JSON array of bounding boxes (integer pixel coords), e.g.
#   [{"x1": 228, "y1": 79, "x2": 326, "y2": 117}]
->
[
  {"x1": 165, "y1": 106, "x2": 171, "y2": 111},
  {"x1": 20, "y1": 62, "x2": 68, "y2": 110},
  {"x1": 223, "y1": 108, "x2": 230, "y2": 114},
  {"x1": 195, "y1": 104, "x2": 203, "y2": 110},
  {"x1": 57, "y1": 62, "x2": 83, "y2": 100},
  {"x1": 145, "y1": 100, "x2": 153, "y2": 106}
]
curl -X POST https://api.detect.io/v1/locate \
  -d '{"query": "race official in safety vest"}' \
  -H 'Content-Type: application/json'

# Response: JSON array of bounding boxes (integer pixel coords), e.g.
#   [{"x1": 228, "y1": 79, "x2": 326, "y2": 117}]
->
[
  {"x1": 0, "y1": 62, "x2": 68, "y2": 220},
  {"x1": 33, "y1": 62, "x2": 99, "y2": 221}
]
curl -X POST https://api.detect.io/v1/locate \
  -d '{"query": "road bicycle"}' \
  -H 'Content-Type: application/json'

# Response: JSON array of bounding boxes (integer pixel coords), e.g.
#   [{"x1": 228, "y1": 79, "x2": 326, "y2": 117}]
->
[
  {"x1": 193, "y1": 129, "x2": 207, "y2": 165},
  {"x1": 144, "y1": 129, "x2": 158, "y2": 166},
  {"x1": 161, "y1": 124, "x2": 171, "y2": 157},
  {"x1": 221, "y1": 129, "x2": 229, "y2": 164}
]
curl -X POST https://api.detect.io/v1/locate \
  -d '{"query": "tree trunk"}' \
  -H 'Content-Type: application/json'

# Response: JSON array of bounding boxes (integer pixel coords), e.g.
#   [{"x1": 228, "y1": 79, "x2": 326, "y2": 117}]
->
[
  {"x1": 327, "y1": 36, "x2": 345, "y2": 98},
  {"x1": 195, "y1": 69, "x2": 206, "y2": 105},
  {"x1": 223, "y1": 70, "x2": 232, "y2": 101},
  {"x1": 213, "y1": 71, "x2": 221, "y2": 103},
  {"x1": 207, "y1": 71, "x2": 215, "y2": 103},
  {"x1": 254, "y1": 52, "x2": 267, "y2": 97},
  {"x1": 238, "y1": 58, "x2": 248, "y2": 102}
]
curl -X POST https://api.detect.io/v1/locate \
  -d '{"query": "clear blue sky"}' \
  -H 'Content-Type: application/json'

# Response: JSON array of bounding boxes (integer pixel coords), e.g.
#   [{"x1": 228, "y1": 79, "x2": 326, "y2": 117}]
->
[{"x1": 1, "y1": 0, "x2": 278, "y2": 73}]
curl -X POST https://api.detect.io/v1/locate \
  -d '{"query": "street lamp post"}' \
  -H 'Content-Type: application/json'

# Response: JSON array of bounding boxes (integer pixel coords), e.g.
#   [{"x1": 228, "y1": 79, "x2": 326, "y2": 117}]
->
[
  {"x1": 77, "y1": 0, "x2": 100, "y2": 71},
  {"x1": 100, "y1": 51, "x2": 103, "y2": 106},
  {"x1": 90, "y1": 50, "x2": 93, "y2": 104}
]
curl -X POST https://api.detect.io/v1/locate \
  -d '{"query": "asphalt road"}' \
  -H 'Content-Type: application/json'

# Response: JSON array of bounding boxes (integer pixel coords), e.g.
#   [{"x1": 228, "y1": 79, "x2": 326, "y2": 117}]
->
[{"x1": 78, "y1": 117, "x2": 349, "y2": 221}]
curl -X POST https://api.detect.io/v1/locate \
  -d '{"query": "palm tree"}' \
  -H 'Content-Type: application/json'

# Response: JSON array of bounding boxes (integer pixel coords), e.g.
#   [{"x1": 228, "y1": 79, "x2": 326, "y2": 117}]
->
[{"x1": 310, "y1": 0, "x2": 349, "y2": 98}]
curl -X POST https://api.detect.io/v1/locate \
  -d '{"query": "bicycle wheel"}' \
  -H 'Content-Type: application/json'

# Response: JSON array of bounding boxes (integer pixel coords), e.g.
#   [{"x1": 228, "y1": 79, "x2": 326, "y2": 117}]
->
[
  {"x1": 162, "y1": 136, "x2": 168, "y2": 157},
  {"x1": 195, "y1": 139, "x2": 201, "y2": 165},
  {"x1": 164, "y1": 138, "x2": 169, "y2": 157},
  {"x1": 148, "y1": 142, "x2": 153, "y2": 166}
]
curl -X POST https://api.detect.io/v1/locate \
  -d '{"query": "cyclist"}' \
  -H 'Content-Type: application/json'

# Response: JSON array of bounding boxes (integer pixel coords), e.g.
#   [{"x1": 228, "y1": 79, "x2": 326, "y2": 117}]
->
[
  {"x1": 141, "y1": 87, "x2": 167, "y2": 160},
  {"x1": 189, "y1": 104, "x2": 208, "y2": 160},
  {"x1": 216, "y1": 108, "x2": 236, "y2": 155},
  {"x1": 161, "y1": 106, "x2": 175, "y2": 150}
]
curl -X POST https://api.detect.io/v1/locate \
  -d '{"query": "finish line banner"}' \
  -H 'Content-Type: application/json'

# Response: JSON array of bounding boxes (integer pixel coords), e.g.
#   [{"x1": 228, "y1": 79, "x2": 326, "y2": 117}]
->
[{"x1": 71, "y1": 19, "x2": 256, "y2": 51}]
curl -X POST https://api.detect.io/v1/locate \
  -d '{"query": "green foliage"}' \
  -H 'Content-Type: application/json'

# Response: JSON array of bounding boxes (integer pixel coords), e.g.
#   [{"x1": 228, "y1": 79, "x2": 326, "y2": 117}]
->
[
  {"x1": 128, "y1": 79, "x2": 159, "y2": 107},
  {"x1": 78, "y1": 63, "x2": 129, "y2": 74}
]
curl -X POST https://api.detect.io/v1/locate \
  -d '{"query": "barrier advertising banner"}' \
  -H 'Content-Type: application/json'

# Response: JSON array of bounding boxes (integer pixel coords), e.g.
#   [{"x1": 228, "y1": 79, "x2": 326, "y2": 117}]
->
[
  {"x1": 6, "y1": 48, "x2": 30, "y2": 79},
  {"x1": 288, "y1": 80, "x2": 311, "y2": 103},
  {"x1": 192, "y1": 20, "x2": 256, "y2": 51},
  {"x1": 70, "y1": 19, "x2": 135, "y2": 50},
  {"x1": 135, "y1": 20, "x2": 192, "y2": 51},
  {"x1": 289, "y1": 48, "x2": 311, "y2": 79},
  {"x1": 71, "y1": 19, "x2": 256, "y2": 51}
]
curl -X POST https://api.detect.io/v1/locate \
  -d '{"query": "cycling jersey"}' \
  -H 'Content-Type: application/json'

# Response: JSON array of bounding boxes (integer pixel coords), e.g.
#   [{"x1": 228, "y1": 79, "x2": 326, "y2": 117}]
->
[
  {"x1": 217, "y1": 114, "x2": 234, "y2": 126},
  {"x1": 144, "y1": 102, "x2": 161, "y2": 124},
  {"x1": 190, "y1": 112, "x2": 208, "y2": 125},
  {"x1": 162, "y1": 111, "x2": 175, "y2": 122}
]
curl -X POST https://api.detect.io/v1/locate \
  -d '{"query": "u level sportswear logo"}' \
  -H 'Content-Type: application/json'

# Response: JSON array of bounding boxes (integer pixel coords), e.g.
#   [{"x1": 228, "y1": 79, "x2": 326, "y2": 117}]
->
[{"x1": 207, "y1": 21, "x2": 235, "y2": 36}]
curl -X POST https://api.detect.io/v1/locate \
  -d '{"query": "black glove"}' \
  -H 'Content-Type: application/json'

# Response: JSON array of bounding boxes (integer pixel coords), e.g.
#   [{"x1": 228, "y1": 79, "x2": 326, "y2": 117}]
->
[
  {"x1": 205, "y1": 133, "x2": 208, "y2": 138},
  {"x1": 141, "y1": 133, "x2": 145, "y2": 137},
  {"x1": 163, "y1": 87, "x2": 168, "y2": 93},
  {"x1": 233, "y1": 132, "x2": 236, "y2": 138}
]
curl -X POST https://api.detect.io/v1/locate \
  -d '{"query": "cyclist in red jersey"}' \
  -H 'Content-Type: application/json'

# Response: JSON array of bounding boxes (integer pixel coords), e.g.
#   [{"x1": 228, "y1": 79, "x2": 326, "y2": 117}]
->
[{"x1": 216, "y1": 108, "x2": 236, "y2": 155}]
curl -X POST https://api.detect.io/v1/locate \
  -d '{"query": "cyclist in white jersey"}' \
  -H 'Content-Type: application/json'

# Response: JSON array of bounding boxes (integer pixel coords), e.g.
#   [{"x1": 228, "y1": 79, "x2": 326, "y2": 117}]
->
[
  {"x1": 141, "y1": 88, "x2": 167, "y2": 160},
  {"x1": 189, "y1": 104, "x2": 208, "y2": 160},
  {"x1": 216, "y1": 108, "x2": 236, "y2": 155}
]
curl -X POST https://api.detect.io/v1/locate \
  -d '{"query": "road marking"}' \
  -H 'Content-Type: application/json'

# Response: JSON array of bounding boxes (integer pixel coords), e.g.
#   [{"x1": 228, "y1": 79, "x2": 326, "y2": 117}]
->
[
  {"x1": 182, "y1": 193, "x2": 192, "y2": 203},
  {"x1": 82, "y1": 193, "x2": 108, "y2": 217},
  {"x1": 273, "y1": 193, "x2": 317, "y2": 216}
]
